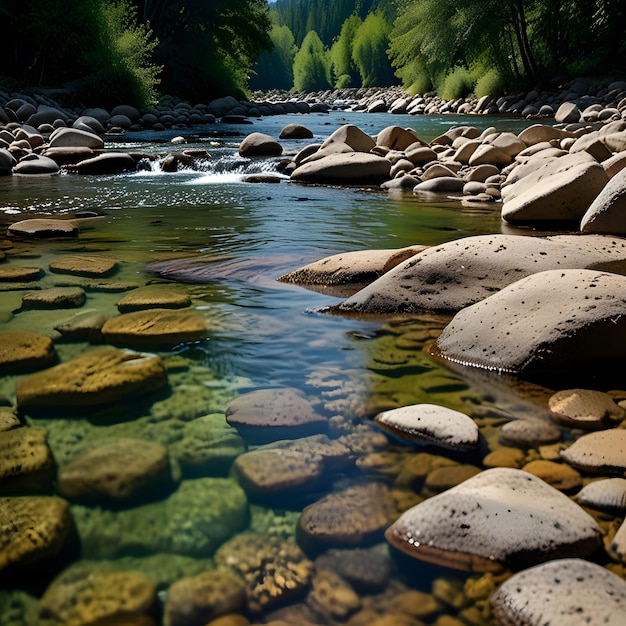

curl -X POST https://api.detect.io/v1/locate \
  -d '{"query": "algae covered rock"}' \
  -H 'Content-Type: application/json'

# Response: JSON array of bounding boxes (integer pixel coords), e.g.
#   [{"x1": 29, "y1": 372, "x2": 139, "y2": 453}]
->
[
  {"x1": 0, "y1": 331, "x2": 56, "y2": 374},
  {"x1": 17, "y1": 347, "x2": 167, "y2": 410},
  {"x1": 0, "y1": 427, "x2": 54, "y2": 493}
]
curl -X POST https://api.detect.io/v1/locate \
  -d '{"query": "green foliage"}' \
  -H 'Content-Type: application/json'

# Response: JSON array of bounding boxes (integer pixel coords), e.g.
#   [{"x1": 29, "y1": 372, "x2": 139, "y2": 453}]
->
[
  {"x1": 250, "y1": 23, "x2": 298, "y2": 91},
  {"x1": 351, "y1": 11, "x2": 395, "y2": 87},
  {"x1": 292, "y1": 30, "x2": 331, "y2": 91},
  {"x1": 438, "y1": 65, "x2": 473, "y2": 100},
  {"x1": 80, "y1": 1, "x2": 161, "y2": 107},
  {"x1": 473, "y1": 67, "x2": 505, "y2": 98},
  {"x1": 329, "y1": 14, "x2": 362, "y2": 88}
]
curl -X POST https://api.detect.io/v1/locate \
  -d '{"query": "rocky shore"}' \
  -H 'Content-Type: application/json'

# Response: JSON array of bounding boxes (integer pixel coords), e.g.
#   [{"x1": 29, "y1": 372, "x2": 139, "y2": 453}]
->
[{"x1": 2, "y1": 78, "x2": 626, "y2": 625}]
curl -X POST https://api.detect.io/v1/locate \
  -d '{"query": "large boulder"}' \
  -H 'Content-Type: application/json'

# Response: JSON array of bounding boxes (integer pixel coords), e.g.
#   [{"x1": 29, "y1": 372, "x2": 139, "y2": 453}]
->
[
  {"x1": 320, "y1": 124, "x2": 375, "y2": 153},
  {"x1": 12, "y1": 154, "x2": 60, "y2": 175},
  {"x1": 435, "y1": 269, "x2": 626, "y2": 377},
  {"x1": 330, "y1": 234, "x2": 626, "y2": 315},
  {"x1": 386, "y1": 468, "x2": 601, "y2": 572},
  {"x1": 238, "y1": 132, "x2": 282, "y2": 157},
  {"x1": 291, "y1": 152, "x2": 391, "y2": 186},
  {"x1": 48, "y1": 127, "x2": 104, "y2": 150},
  {"x1": 65, "y1": 152, "x2": 136, "y2": 175},
  {"x1": 580, "y1": 166, "x2": 626, "y2": 233},
  {"x1": 16, "y1": 347, "x2": 167, "y2": 410}
]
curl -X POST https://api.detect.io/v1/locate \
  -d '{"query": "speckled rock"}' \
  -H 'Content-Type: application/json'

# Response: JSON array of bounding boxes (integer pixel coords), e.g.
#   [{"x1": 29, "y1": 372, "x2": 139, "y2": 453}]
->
[
  {"x1": 226, "y1": 388, "x2": 327, "y2": 444},
  {"x1": 101, "y1": 308, "x2": 208, "y2": 348},
  {"x1": 436, "y1": 269, "x2": 626, "y2": 376},
  {"x1": 22, "y1": 286, "x2": 86, "y2": 309},
  {"x1": 491, "y1": 558, "x2": 626, "y2": 626},
  {"x1": 561, "y1": 429, "x2": 626, "y2": 475},
  {"x1": 306, "y1": 567, "x2": 361, "y2": 621},
  {"x1": 73, "y1": 477, "x2": 248, "y2": 559},
  {"x1": 575, "y1": 478, "x2": 626, "y2": 513},
  {"x1": 7, "y1": 218, "x2": 78, "y2": 238},
  {"x1": 385, "y1": 468, "x2": 602, "y2": 572},
  {"x1": 297, "y1": 482, "x2": 397, "y2": 550},
  {"x1": 278, "y1": 246, "x2": 426, "y2": 293},
  {"x1": 0, "y1": 496, "x2": 73, "y2": 574},
  {"x1": 498, "y1": 419, "x2": 562, "y2": 448},
  {"x1": 0, "y1": 427, "x2": 54, "y2": 493},
  {"x1": 16, "y1": 347, "x2": 167, "y2": 410},
  {"x1": 609, "y1": 518, "x2": 626, "y2": 563},
  {"x1": 549, "y1": 388, "x2": 625, "y2": 429},
  {"x1": 330, "y1": 234, "x2": 626, "y2": 315},
  {"x1": 58, "y1": 437, "x2": 172, "y2": 505},
  {"x1": 581, "y1": 165, "x2": 626, "y2": 234},
  {"x1": 39, "y1": 567, "x2": 157, "y2": 626},
  {"x1": 174, "y1": 414, "x2": 246, "y2": 477},
  {"x1": 215, "y1": 533, "x2": 313, "y2": 613},
  {"x1": 233, "y1": 434, "x2": 351, "y2": 498},
  {"x1": 165, "y1": 570, "x2": 246, "y2": 626},
  {"x1": 0, "y1": 407, "x2": 20, "y2": 432},
  {"x1": 374, "y1": 404, "x2": 479, "y2": 450},
  {"x1": 49, "y1": 255, "x2": 117, "y2": 278},
  {"x1": 116, "y1": 285, "x2": 191, "y2": 312},
  {"x1": 0, "y1": 331, "x2": 56, "y2": 373},
  {"x1": 521, "y1": 460, "x2": 582, "y2": 491}
]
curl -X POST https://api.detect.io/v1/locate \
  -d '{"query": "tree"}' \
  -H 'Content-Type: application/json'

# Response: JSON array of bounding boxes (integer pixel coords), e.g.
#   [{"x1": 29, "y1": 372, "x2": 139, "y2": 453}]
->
[
  {"x1": 292, "y1": 30, "x2": 331, "y2": 91},
  {"x1": 250, "y1": 22, "x2": 297, "y2": 90},
  {"x1": 329, "y1": 14, "x2": 362, "y2": 88},
  {"x1": 351, "y1": 11, "x2": 395, "y2": 87}
]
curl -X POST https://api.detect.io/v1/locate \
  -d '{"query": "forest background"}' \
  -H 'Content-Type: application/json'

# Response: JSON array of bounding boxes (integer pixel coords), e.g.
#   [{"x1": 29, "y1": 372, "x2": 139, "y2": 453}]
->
[{"x1": 0, "y1": 0, "x2": 623, "y2": 109}]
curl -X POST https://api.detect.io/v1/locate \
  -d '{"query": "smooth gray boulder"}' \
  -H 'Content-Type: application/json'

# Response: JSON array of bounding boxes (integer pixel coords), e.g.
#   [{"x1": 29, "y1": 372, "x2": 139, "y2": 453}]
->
[
  {"x1": 491, "y1": 559, "x2": 626, "y2": 626},
  {"x1": 66, "y1": 152, "x2": 136, "y2": 175},
  {"x1": 238, "y1": 132, "x2": 282, "y2": 157},
  {"x1": 385, "y1": 468, "x2": 601, "y2": 572},
  {"x1": 12, "y1": 154, "x2": 60, "y2": 175},
  {"x1": 48, "y1": 127, "x2": 104, "y2": 150},
  {"x1": 581, "y1": 166, "x2": 626, "y2": 233},
  {"x1": 291, "y1": 152, "x2": 391, "y2": 186},
  {"x1": 435, "y1": 269, "x2": 626, "y2": 376},
  {"x1": 330, "y1": 234, "x2": 626, "y2": 315}
]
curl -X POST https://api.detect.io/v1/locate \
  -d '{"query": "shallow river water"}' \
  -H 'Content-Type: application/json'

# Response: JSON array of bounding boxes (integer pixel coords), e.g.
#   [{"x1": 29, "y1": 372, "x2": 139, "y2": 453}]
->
[{"x1": 0, "y1": 111, "x2": 582, "y2": 625}]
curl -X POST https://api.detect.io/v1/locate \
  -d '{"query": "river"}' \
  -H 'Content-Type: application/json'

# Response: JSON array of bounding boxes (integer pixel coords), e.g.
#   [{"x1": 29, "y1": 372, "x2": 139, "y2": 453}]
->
[{"x1": 0, "y1": 110, "x2": 555, "y2": 625}]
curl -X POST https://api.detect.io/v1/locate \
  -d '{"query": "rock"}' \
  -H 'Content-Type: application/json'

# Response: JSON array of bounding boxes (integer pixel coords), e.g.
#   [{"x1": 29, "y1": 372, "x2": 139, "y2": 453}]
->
[
  {"x1": 49, "y1": 255, "x2": 117, "y2": 278},
  {"x1": 521, "y1": 459, "x2": 582, "y2": 491},
  {"x1": 16, "y1": 347, "x2": 167, "y2": 410},
  {"x1": 0, "y1": 427, "x2": 54, "y2": 492},
  {"x1": 385, "y1": 468, "x2": 602, "y2": 572},
  {"x1": 278, "y1": 246, "x2": 425, "y2": 293},
  {"x1": 0, "y1": 408, "x2": 20, "y2": 432},
  {"x1": 48, "y1": 127, "x2": 104, "y2": 150},
  {"x1": 238, "y1": 133, "x2": 282, "y2": 157},
  {"x1": 498, "y1": 419, "x2": 561, "y2": 448},
  {"x1": 306, "y1": 567, "x2": 361, "y2": 621},
  {"x1": 13, "y1": 155, "x2": 59, "y2": 175},
  {"x1": 425, "y1": 464, "x2": 482, "y2": 491},
  {"x1": 0, "y1": 496, "x2": 73, "y2": 575},
  {"x1": 279, "y1": 124, "x2": 313, "y2": 139},
  {"x1": 468, "y1": 144, "x2": 512, "y2": 167},
  {"x1": 491, "y1": 558, "x2": 626, "y2": 626},
  {"x1": 330, "y1": 234, "x2": 626, "y2": 315},
  {"x1": 74, "y1": 478, "x2": 248, "y2": 559},
  {"x1": 291, "y1": 152, "x2": 391, "y2": 186},
  {"x1": 101, "y1": 308, "x2": 208, "y2": 348},
  {"x1": 575, "y1": 478, "x2": 626, "y2": 513},
  {"x1": 116, "y1": 284, "x2": 191, "y2": 312},
  {"x1": 482, "y1": 447, "x2": 526, "y2": 469},
  {"x1": 111, "y1": 104, "x2": 140, "y2": 122},
  {"x1": 53, "y1": 310, "x2": 107, "y2": 341},
  {"x1": 374, "y1": 404, "x2": 479, "y2": 450},
  {"x1": 215, "y1": 533, "x2": 313, "y2": 613},
  {"x1": 315, "y1": 547, "x2": 391, "y2": 593},
  {"x1": 435, "y1": 269, "x2": 626, "y2": 376},
  {"x1": 561, "y1": 429, "x2": 626, "y2": 475},
  {"x1": 73, "y1": 115, "x2": 105, "y2": 134},
  {"x1": 376, "y1": 126, "x2": 421, "y2": 151},
  {"x1": 297, "y1": 482, "x2": 397, "y2": 551},
  {"x1": 42, "y1": 146, "x2": 96, "y2": 165},
  {"x1": 609, "y1": 518, "x2": 626, "y2": 563},
  {"x1": 581, "y1": 166, "x2": 626, "y2": 233},
  {"x1": 502, "y1": 158, "x2": 609, "y2": 224},
  {"x1": 165, "y1": 571, "x2": 246, "y2": 626},
  {"x1": 226, "y1": 388, "x2": 327, "y2": 444},
  {"x1": 174, "y1": 414, "x2": 246, "y2": 477},
  {"x1": 548, "y1": 388, "x2": 624, "y2": 429},
  {"x1": 66, "y1": 152, "x2": 136, "y2": 175},
  {"x1": 555, "y1": 101, "x2": 582, "y2": 123},
  {"x1": 233, "y1": 434, "x2": 350, "y2": 498},
  {"x1": 320, "y1": 124, "x2": 375, "y2": 153},
  {"x1": 0, "y1": 331, "x2": 56, "y2": 373},
  {"x1": 8, "y1": 218, "x2": 78, "y2": 238},
  {"x1": 0, "y1": 266, "x2": 41, "y2": 282},
  {"x1": 0, "y1": 147, "x2": 17, "y2": 173},
  {"x1": 58, "y1": 438, "x2": 172, "y2": 505},
  {"x1": 413, "y1": 177, "x2": 465, "y2": 193},
  {"x1": 406, "y1": 145, "x2": 438, "y2": 165},
  {"x1": 39, "y1": 568, "x2": 157, "y2": 626},
  {"x1": 517, "y1": 124, "x2": 573, "y2": 146},
  {"x1": 22, "y1": 286, "x2": 85, "y2": 309}
]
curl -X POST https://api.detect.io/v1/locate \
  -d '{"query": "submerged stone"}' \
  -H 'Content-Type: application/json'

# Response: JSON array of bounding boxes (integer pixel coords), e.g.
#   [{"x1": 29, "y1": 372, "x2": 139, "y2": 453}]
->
[
  {"x1": 49, "y1": 254, "x2": 118, "y2": 278},
  {"x1": 561, "y1": 429, "x2": 626, "y2": 475},
  {"x1": 116, "y1": 284, "x2": 191, "y2": 312},
  {"x1": 22, "y1": 286, "x2": 86, "y2": 309},
  {"x1": 7, "y1": 218, "x2": 78, "y2": 238},
  {"x1": 575, "y1": 477, "x2": 626, "y2": 513},
  {"x1": 385, "y1": 468, "x2": 602, "y2": 572},
  {"x1": 0, "y1": 331, "x2": 56, "y2": 373},
  {"x1": 548, "y1": 388, "x2": 625, "y2": 429},
  {"x1": 491, "y1": 558, "x2": 626, "y2": 626}
]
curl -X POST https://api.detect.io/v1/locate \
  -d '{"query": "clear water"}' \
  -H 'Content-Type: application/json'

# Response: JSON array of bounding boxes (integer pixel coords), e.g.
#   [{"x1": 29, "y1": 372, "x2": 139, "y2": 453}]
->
[{"x1": 0, "y1": 111, "x2": 559, "y2": 624}]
